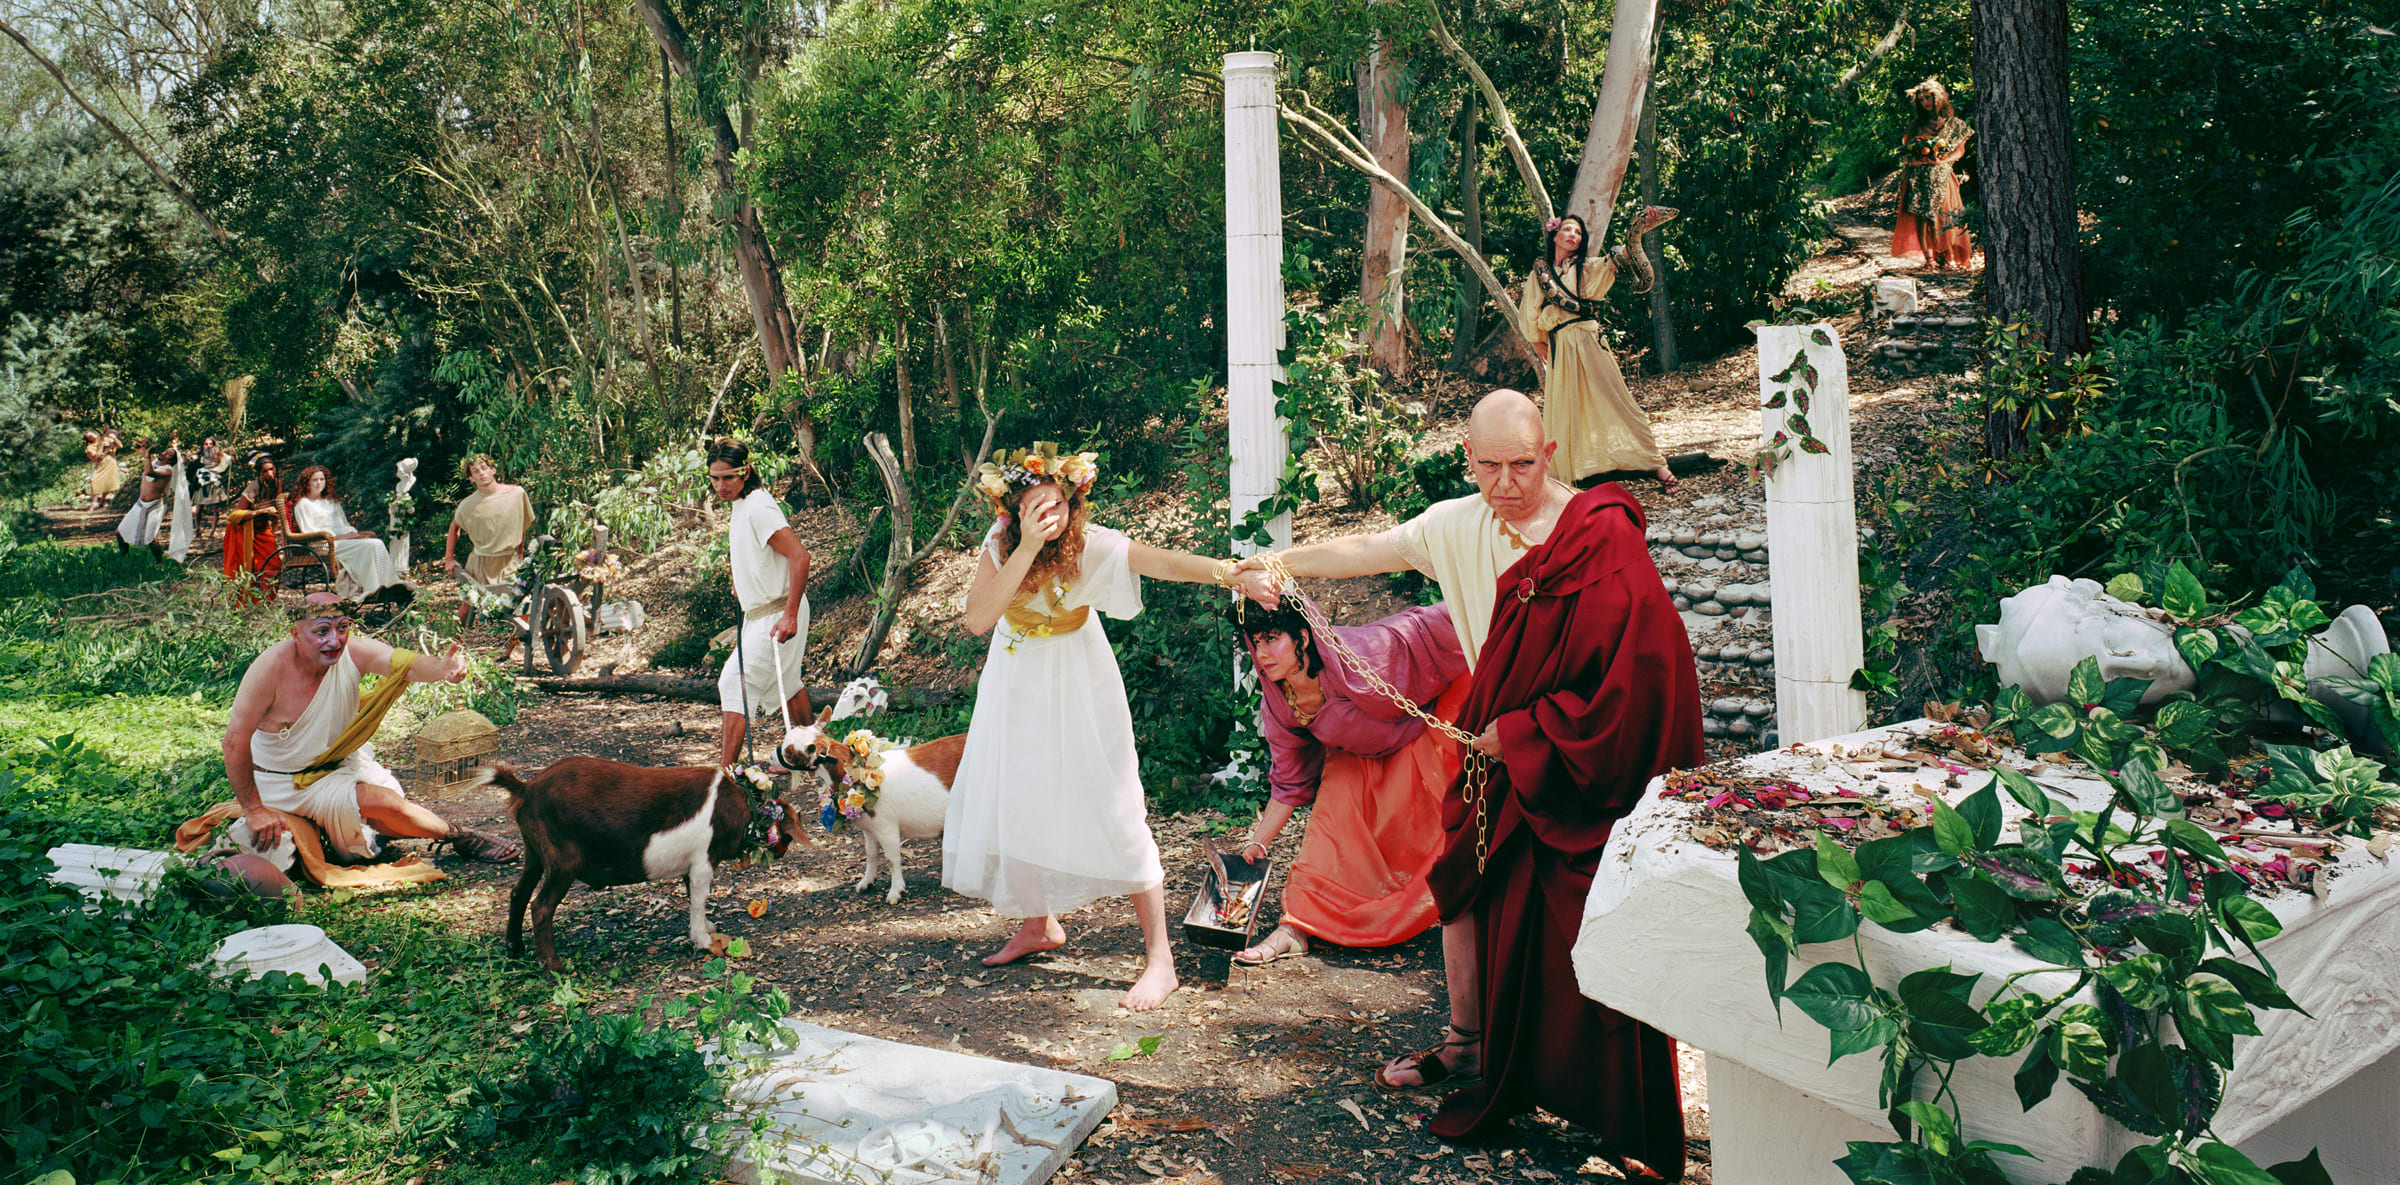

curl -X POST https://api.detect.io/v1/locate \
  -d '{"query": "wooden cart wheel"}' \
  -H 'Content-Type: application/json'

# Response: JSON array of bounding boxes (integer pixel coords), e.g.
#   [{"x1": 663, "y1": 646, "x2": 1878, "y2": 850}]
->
[{"x1": 536, "y1": 585, "x2": 588, "y2": 677}]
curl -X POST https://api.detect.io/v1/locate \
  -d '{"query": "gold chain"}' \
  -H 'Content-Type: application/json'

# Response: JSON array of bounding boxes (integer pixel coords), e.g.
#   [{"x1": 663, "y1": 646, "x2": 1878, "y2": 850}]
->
[{"x1": 1253, "y1": 554, "x2": 1495, "y2": 872}]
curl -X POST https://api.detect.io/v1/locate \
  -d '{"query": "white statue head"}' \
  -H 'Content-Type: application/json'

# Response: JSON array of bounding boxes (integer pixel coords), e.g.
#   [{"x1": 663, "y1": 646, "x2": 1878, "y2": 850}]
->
[
  {"x1": 393, "y1": 457, "x2": 418, "y2": 497},
  {"x1": 1975, "y1": 576, "x2": 2196, "y2": 707}
]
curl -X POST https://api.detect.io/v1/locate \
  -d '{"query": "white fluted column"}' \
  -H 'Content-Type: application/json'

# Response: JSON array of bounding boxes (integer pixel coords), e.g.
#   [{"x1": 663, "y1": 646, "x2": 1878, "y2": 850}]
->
[
  {"x1": 1757, "y1": 324, "x2": 1866, "y2": 742},
  {"x1": 1225, "y1": 50, "x2": 1289, "y2": 557}
]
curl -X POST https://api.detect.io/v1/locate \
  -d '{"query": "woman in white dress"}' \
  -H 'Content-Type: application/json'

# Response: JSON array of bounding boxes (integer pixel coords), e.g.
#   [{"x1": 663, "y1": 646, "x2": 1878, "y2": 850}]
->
[
  {"x1": 291, "y1": 464, "x2": 406, "y2": 602},
  {"x1": 948, "y1": 443, "x2": 1236, "y2": 1012}
]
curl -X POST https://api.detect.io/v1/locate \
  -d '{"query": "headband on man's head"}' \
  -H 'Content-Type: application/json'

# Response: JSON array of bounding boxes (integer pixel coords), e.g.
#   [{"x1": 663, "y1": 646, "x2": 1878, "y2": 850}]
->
[{"x1": 288, "y1": 592, "x2": 351, "y2": 624}]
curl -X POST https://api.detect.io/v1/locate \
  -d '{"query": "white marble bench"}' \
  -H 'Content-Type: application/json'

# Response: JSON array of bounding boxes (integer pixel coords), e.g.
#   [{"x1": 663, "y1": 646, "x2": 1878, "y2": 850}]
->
[{"x1": 1573, "y1": 720, "x2": 2400, "y2": 1183}]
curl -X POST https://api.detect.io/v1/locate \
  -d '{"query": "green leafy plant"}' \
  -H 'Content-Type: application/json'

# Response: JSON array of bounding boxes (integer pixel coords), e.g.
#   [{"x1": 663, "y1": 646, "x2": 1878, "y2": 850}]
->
[
  {"x1": 465, "y1": 967, "x2": 792, "y2": 1185},
  {"x1": 1980, "y1": 319, "x2": 2109, "y2": 458},
  {"x1": 1277, "y1": 301, "x2": 1422, "y2": 511},
  {"x1": 1747, "y1": 657, "x2": 2333, "y2": 1185}
]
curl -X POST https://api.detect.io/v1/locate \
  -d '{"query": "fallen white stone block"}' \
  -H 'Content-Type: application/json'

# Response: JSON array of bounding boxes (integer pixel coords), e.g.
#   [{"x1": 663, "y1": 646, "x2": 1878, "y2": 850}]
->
[{"x1": 722, "y1": 1020, "x2": 1117, "y2": 1185}]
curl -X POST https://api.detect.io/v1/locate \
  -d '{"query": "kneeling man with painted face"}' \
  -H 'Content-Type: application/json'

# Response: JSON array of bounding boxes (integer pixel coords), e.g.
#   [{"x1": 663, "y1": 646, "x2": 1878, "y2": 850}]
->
[{"x1": 208, "y1": 596, "x2": 521, "y2": 874}]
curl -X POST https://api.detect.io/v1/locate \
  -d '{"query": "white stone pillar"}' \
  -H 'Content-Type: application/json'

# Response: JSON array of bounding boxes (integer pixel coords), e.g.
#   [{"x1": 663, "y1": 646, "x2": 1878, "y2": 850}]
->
[
  {"x1": 1224, "y1": 50, "x2": 1289, "y2": 557},
  {"x1": 1757, "y1": 323, "x2": 1866, "y2": 742}
]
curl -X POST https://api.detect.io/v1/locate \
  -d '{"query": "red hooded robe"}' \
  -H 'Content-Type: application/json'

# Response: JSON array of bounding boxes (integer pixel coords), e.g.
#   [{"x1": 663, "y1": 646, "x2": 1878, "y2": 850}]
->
[{"x1": 1425, "y1": 483, "x2": 1701, "y2": 1172}]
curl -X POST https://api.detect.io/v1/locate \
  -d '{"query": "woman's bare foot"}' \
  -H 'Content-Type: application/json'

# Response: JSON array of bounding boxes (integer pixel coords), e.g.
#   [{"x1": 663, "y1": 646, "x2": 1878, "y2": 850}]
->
[
  {"x1": 982, "y1": 917, "x2": 1067, "y2": 966},
  {"x1": 1121, "y1": 960, "x2": 1180, "y2": 1011},
  {"x1": 1652, "y1": 464, "x2": 1681, "y2": 493}
]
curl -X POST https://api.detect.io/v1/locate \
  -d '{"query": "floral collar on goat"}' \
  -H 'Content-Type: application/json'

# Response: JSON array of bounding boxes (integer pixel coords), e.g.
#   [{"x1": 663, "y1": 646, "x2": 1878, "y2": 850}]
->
[
  {"x1": 976, "y1": 442, "x2": 1098, "y2": 518},
  {"x1": 728, "y1": 764, "x2": 796, "y2": 858},
  {"x1": 817, "y1": 729, "x2": 898, "y2": 830}
]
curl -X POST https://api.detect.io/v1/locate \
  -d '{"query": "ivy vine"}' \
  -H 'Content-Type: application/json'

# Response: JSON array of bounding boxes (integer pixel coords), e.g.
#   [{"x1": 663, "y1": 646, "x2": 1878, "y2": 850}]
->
[{"x1": 1756, "y1": 331, "x2": 1835, "y2": 481}]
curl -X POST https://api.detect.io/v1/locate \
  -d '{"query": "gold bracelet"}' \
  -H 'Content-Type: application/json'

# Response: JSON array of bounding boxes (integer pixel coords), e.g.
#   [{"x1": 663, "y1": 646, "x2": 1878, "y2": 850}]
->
[{"x1": 1211, "y1": 558, "x2": 1238, "y2": 587}]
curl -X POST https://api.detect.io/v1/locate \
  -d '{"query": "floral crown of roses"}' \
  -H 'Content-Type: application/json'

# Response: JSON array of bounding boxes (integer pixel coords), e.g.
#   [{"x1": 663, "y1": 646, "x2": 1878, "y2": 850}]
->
[{"x1": 976, "y1": 441, "x2": 1099, "y2": 519}]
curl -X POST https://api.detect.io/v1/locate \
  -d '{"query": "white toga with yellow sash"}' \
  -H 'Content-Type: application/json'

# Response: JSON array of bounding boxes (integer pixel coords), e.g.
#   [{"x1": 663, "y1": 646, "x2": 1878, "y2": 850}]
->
[{"x1": 248, "y1": 650, "x2": 418, "y2": 858}]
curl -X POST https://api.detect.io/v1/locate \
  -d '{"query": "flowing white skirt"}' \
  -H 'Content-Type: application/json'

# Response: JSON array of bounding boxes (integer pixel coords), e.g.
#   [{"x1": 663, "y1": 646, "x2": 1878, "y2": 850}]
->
[
  {"x1": 942, "y1": 615, "x2": 1163, "y2": 918},
  {"x1": 330, "y1": 537, "x2": 402, "y2": 600}
]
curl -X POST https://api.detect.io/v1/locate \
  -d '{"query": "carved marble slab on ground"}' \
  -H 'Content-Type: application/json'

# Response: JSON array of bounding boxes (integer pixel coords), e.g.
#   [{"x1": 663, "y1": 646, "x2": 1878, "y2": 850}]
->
[
  {"x1": 1756, "y1": 323, "x2": 1865, "y2": 742},
  {"x1": 1572, "y1": 719, "x2": 2400, "y2": 1183},
  {"x1": 47, "y1": 843, "x2": 180, "y2": 907},
  {"x1": 723, "y1": 1020, "x2": 1117, "y2": 1185}
]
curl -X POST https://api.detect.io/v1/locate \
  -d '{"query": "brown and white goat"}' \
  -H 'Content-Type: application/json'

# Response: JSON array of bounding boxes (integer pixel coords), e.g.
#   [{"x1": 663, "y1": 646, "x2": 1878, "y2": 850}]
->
[
  {"x1": 778, "y1": 707, "x2": 966, "y2": 904},
  {"x1": 471, "y1": 758, "x2": 796, "y2": 973}
]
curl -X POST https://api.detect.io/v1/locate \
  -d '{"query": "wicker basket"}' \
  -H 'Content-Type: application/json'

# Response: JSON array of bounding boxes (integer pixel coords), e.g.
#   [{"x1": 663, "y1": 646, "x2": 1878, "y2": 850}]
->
[{"x1": 407, "y1": 709, "x2": 499, "y2": 802}]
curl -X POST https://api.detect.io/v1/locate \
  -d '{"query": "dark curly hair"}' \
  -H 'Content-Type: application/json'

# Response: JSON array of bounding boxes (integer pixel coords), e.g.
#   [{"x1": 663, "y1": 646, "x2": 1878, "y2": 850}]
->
[{"x1": 1225, "y1": 600, "x2": 1324, "y2": 679}]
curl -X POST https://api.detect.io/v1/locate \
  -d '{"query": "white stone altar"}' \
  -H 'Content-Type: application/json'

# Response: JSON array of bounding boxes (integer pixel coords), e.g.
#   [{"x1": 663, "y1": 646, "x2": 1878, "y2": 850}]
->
[
  {"x1": 1574, "y1": 720, "x2": 2400, "y2": 1183},
  {"x1": 47, "y1": 843, "x2": 179, "y2": 907},
  {"x1": 721, "y1": 1020, "x2": 1117, "y2": 1185}
]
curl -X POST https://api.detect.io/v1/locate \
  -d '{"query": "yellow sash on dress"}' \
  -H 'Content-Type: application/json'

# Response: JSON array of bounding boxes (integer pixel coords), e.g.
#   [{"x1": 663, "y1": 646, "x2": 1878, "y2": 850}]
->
[{"x1": 1002, "y1": 584, "x2": 1088, "y2": 638}]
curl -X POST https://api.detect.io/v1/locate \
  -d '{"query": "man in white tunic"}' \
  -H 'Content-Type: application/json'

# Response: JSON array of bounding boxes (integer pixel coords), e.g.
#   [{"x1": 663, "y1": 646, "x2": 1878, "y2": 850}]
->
[
  {"x1": 224, "y1": 598, "x2": 519, "y2": 863},
  {"x1": 708, "y1": 438, "x2": 812, "y2": 766},
  {"x1": 1231, "y1": 389, "x2": 1581, "y2": 1090}
]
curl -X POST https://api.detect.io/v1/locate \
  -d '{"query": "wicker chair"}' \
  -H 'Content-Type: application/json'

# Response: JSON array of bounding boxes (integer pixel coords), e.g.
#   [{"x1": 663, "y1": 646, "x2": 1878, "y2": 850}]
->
[{"x1": 278, "y1": 496, "x2": 341, "y2": 593}]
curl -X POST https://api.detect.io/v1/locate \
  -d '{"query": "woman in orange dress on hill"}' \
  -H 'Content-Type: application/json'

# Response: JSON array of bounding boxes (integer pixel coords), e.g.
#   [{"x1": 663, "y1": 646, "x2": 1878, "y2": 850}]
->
[
  {"x1": 1226, "y1": 602, "x2": 1467, "y2": 966},
  {"x1": 221, "y1": 454, "x2": 283, "y2": 604},
  {"x1": 1893, "y1": 77, "x2": 1976, "y2": 269}
]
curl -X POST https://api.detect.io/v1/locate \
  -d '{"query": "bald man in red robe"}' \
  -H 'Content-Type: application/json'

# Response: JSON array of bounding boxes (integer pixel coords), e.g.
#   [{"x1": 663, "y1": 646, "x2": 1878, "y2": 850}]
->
[{"x1": 1235, "y1": 392, "x2": 1698, "y2": 1172}]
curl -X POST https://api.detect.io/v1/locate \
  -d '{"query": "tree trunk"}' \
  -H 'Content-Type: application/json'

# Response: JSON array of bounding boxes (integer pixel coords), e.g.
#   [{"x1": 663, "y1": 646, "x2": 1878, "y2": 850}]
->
[
  {"x1": 934, "y1": 303, "x2": 962, "y2": 414},
  {"x1": 847, "y1": 412, "x2": 1004, "y2": 676},
  {"x1": 1357, "y1": 32, "x2": 1411, "y2": 376},
  {"x1": 633, "y1": 0, "x2": 814, "y2": 456},
  {"x1": 1447, "y1": 89, "x2": 1485, "y2": 374},
  {"x1": 660, "y1": 47, "x2": 685, "y2": 350},
  {"x1": 894, "y1": 320, "x2": 918, "y2": 475},
  {"x1": 1636, "y1": 69, "x2": 1678, "y2": 373},
  {"x1": 1563, "y1": 0, "x2": 1660, "y2": 243},
  {"x1": 850, "y1": 431, "x2": 914, "y2": 677},
  {"x1": 1971, "y1": 0, "x2": 2089, "y2": 457}
]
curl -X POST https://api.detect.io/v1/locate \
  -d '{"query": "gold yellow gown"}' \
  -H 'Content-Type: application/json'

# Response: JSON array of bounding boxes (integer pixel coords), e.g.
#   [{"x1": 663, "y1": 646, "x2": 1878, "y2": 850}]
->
[{"x1": 1518, "y1": 255, "x2": 1667, "y2": 482}]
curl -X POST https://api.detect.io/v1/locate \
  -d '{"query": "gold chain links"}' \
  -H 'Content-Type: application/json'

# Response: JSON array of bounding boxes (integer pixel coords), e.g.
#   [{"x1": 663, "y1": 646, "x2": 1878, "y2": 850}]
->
[{"x1": 1252, "y1": 554, "x2": 1494, "y2": 872}]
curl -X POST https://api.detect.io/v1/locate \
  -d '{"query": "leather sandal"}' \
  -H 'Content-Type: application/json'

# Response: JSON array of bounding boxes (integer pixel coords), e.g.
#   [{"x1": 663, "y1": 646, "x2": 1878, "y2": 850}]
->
[
  {"x1": 1233, "y1": 924, "x2": 1309, "y2": 966},
  {"x1": 446, "y1": 826, "x2": 522, "y2": 863},
  {"x1": 1374, "y1": 1024, "x2": 1482, "y2": 1094}
]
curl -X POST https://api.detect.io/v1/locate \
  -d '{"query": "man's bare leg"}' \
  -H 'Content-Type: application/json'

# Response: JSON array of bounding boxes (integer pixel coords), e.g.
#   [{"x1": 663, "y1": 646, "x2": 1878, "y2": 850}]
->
[
  {"x1": 358, "y1": 781, "x2": 518, "y2": 861},
  {"x1": 720, "y1": 710, "x2": 746, "y2": 767},
  {"x1": 984, "y1": 915, "x2": 1067, "y2": 966},
  {"x1": 1379, "y1": 916, "x2": 1482, "y2": 1086},
  {"x1": 1122, "y1": 884, "x2": 1180, "y2": 1011},
  {"x1": 357, "y1": 781, "x2": 458, "y2": 838}
]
